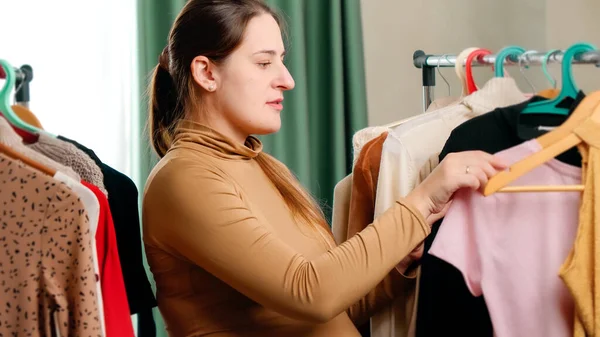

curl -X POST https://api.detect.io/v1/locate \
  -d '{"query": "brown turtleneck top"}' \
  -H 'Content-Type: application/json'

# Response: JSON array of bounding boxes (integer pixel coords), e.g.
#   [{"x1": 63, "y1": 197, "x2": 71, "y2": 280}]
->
[{"x1": 142, "y1": 120, "x2": 430, "y2": 337}]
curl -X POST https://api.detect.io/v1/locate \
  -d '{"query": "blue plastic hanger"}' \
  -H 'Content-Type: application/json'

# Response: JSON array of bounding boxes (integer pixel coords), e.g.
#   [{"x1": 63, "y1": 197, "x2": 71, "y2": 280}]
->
[
  {"x1": 521, "y1": 42, "x2": 597, "y2": 115},
  {"x1": 0, "y1": 59, "x2": 48, "y2": 135},
  {"x1": 494, "y1": 46, "x2": 526, "y2": 77}
]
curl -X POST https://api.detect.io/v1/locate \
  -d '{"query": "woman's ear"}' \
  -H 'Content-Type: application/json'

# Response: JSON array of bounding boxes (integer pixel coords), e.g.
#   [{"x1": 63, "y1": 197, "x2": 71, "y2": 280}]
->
[{"x1": 191, "y1": 56, "x2": 218, "y2": 92}]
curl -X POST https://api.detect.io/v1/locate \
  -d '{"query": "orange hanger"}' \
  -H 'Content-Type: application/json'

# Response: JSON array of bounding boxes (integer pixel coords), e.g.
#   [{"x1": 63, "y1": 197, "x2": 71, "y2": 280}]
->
[
  {"x1": 11, "y1": 105, "x2": 44, "y2": 129},
  {"x1": 536, "y1": 49, "x2": 561, "y2": 99},
  {"x1": 537, "y1": 88, "x2": 560, "y2": 99},
  {"x1": 0, "y1": 143, "x2": 55, "y2": 176},
  {"x1": 483, "y1": 91, "x2": 600, "y2": 195}
]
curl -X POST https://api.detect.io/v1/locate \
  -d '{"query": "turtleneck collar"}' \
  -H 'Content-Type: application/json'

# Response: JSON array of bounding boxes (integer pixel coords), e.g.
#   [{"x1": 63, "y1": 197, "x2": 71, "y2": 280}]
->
[{"x1": 170, "y1": 120, "x2": 262, "y2": 160}]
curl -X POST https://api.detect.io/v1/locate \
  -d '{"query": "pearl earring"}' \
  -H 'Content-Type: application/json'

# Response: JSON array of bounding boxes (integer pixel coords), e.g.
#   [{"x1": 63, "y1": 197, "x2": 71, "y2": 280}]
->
[{"x1": 208, "y1": 83, "x2": 216, "y2": 91}]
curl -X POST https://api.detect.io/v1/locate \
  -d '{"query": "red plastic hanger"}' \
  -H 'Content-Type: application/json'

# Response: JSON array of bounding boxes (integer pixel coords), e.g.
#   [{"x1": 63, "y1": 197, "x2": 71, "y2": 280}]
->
[
  {"x1": 466, "y1": 48, "x2": 493, "y2": 94},
  {"x1": 0, "y1": 114, "x2": 38, "y2": 144}
]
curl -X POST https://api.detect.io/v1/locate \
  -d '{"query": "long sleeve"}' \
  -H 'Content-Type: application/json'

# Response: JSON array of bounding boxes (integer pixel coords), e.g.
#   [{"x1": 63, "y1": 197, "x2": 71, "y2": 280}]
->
[
  {"x1": 0, "y1": 155, "x2": 102, "y2": 337},
  {"x1": 84, "y1": 181, "x2": 135, "y2": 337},
  {"x1": 347, "y1": 132, "x2": 387, "y2": 240},
  {"x1": 56, "y1": 135, "x2": 157, "y2": 316},
  {"x1": 332, "y1": 174, "x2": 353, "y2": 244},
  {"x1": 143, "y1": 159, "x2": 429, "y2": 324},
  {"x1": 44, "y1": 178, "x2": 103, "y2": 336},
  {"x1": 560, "y1": 123, "x2": 600, "y2": 337},
  {"x1": 347, "y1": 264, "x2": 412, "y2": 325},
  {"x1": 345, "y1": 131, "x2": 420, "y2": 325}
]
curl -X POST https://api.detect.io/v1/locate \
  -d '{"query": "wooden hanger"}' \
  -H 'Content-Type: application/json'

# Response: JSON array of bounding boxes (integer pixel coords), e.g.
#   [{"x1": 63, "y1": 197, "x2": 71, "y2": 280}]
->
[
  {"x1": 483, "y1": 91, "x2": 600, "y2": 195},
  {"x1": 11, "y1": 105, "x2": 44, "y2": 129},
  {"x1": 537, "y1": 88, "x2": 559, "y2": 99},
  {"x1": 0, "y1": 143, "x2": 55, "y2": 176}
]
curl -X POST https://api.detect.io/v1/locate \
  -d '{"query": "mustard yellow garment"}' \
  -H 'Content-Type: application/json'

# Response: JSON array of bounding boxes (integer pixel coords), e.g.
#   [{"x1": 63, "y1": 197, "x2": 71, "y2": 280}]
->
[
  {"x1": 142, "y1": 120, "x2": 430, "y2": 337},
  {"x1": 560, "y1": 120, "x2": 600, "y2": 337},
  {"x1": 11, "y1": 105, "x2": 44, "y2": 129}
]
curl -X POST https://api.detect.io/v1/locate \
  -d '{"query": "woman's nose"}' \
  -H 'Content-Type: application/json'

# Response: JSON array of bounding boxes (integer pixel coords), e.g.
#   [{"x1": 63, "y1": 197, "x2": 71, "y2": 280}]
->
[{"x1": 277, "y1": 65, "x2": 295, "y2": 90}]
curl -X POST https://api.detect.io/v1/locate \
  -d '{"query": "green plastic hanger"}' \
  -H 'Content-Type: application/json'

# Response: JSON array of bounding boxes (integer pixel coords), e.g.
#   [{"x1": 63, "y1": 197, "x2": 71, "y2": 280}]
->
[
  {"x1": 521, "y1": 42, "x2": 597, "y2": 115},
  {"x1": 542, "y1": 49, "x2": 560, "y2": 89},
  {"x1": 0, "y1": 59, "x2": 48, "y2": 135},
  {"x1": 494, "y1": 46, "x2": 526, "y2": 77}
]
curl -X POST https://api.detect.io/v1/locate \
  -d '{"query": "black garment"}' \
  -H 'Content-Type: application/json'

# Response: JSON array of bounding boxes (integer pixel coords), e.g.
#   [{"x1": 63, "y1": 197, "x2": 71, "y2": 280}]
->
[
  {"x1": 415, "y1": 93, "x2": 585, "y2": 337},
  {"x1": 137, "y1": 308, "x2": 157, "y2": 337},
  {"x1": 57, "y1": 136, "x2": 157, "y2": 335}
]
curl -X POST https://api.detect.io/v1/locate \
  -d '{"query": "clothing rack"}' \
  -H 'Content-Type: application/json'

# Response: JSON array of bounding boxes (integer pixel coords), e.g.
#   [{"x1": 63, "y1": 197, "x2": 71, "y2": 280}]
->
[
  {"x1": 0, "y1": 65, "x2": 34, "y2": 108},
  {"x1": 14, "y1": 65, "x2": 33, "y2": 108},
  {"x1": 413, "y1": 49, "x2": 600, "y2": 112}
]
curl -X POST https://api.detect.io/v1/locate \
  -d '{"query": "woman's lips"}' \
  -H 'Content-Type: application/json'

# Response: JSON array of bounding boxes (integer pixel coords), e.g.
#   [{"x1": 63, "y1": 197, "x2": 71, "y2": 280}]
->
[{"x1": 267, "y1": 100, "x2": 283, "y2": 110}]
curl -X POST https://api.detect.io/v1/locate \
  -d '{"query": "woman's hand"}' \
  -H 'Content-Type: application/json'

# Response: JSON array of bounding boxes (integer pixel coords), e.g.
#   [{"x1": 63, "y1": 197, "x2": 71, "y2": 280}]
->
[{"x1": 406, "y1": 151, "x2": 508, "y2": 225}]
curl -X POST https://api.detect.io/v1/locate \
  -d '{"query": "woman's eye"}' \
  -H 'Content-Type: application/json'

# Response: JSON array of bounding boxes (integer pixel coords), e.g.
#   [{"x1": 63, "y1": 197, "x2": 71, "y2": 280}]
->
[{"x1": 258, "y1": 62, "x2": 272, "y2": 68}]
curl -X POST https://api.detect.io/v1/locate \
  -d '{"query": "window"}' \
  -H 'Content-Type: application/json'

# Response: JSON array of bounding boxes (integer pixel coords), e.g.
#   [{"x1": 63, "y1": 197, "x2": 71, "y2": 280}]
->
[{"x1": 0, "y1": 0, "x2": 139, "y2": 178}]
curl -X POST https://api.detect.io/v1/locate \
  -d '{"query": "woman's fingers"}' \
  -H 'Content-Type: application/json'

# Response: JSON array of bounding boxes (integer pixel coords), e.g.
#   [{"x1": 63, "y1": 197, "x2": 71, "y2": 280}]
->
[
  {"x1": 453, "y1": 165, "x2": 481, "y2": 190},
  {"x1": 470, "y1": 166, "x2": 489, "y2": 190},
  {"x1": 451, "y1": 152, "x2": 503, "y2": 191},
  {"x1": 407, "y1": 150, "x2": 508, "y2": 221},
  {"x1": 479, "y1": 162, "x2": 499, "y2": 179},
  {"x1": 489, "y1": 154, "x2": 509, "y2": 170},
  {"x1": 473, "y1": 151, "x2": 508, "y2": 170},
  {"x1": 462, "y1": 151, "x2": 506, "y2": 179}
]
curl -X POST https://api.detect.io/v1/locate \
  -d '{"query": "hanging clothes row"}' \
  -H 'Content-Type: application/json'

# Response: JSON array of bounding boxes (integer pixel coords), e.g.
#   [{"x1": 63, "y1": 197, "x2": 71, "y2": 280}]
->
[
  {"x1": 332, "y1": 43, "x2": 600, "y2": 337},
  {"x1": 0, "y1": 59, "x2": 157, "y2": 337}
]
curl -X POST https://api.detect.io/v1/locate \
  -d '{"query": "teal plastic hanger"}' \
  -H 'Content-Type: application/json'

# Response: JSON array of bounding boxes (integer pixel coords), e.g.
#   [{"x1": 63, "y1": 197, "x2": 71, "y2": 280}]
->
[
  {"x1": 521, "y1": 42, "x2": 597, "y2": 115},
  {"x1": 0, "y1": 59, "x2": 47, "y2": 135},
  {"x1": 542, "y1": 49, "x2": 560, "y2": 89},
  {"x1": 494, "y1": 46, "x2": 526, "y2": 77}
]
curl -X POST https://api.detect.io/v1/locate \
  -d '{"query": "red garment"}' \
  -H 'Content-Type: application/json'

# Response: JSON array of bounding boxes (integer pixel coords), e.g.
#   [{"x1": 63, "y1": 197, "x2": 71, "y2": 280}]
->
[
  {"x1": 10, "y1": 123, "x2": 38, "y2": 143},
  {"x1": 0, "y1": 114, "x2": 39, "y2": 143},
  {"x1": 83, "y1": 181, "x2": 135, "y2": 337}
]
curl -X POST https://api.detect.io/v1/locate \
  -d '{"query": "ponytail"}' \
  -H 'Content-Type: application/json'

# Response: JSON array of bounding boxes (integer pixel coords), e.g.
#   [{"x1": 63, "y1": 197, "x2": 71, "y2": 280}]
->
[
  {"x1": 148, "y1": 47, "x2": 184, "y2": 158},
  {"x1": 255, "y1": 152, "x2": 335, "y2": 245}
]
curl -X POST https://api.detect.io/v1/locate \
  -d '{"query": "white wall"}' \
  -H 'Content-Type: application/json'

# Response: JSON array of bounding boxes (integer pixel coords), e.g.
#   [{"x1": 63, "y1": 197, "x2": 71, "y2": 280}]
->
[
  {"x1": 546, "y1": 0, "x2": 600, "y2": 93},
  {"x1": 360, "y1": 0, "x2": 599, "y2": 126}
]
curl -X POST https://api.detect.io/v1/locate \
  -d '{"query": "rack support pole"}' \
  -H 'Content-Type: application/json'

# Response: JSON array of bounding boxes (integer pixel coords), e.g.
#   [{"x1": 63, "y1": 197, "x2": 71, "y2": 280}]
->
[
  {"x1": 15, "y1": 65, "x2": 33, "y2": 108},
  {"x1": 413, "y1": 50, "x2": 436, "y2": 112}
]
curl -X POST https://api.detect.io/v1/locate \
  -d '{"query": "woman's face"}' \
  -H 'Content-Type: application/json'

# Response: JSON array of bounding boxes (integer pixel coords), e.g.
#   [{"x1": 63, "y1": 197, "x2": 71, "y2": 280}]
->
[{"x1": 192, "y1": 13, "x2": 295, "y2": 143}]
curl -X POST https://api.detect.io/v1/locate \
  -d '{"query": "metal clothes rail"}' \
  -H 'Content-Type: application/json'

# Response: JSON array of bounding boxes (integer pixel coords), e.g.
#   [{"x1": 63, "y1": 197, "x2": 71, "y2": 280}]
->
[
  {"x1": 14, "y1": 65, "x2": 33, "y2": 107},
  {"x1": 0, "y1": 65, "x2": 34, "y2": 107},
  {"x1": 412, "y1": 49, "x2": 600, "y2": 112}
]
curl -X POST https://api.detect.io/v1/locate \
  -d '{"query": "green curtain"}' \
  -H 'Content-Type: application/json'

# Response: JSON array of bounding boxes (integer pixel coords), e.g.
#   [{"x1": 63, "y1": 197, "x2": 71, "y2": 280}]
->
[
  {"x1": 137, "y1": 2, "x2": 186, "y2": 336},
  {"x1": 136, "y1": 0, "x2": 367, "y2": 335},
  {"x1": 260, "y1": 0, "x2": 368, "y2": 220},
  {"x1": 136, "y1": 0, "x2": 187, "y2": 189}
]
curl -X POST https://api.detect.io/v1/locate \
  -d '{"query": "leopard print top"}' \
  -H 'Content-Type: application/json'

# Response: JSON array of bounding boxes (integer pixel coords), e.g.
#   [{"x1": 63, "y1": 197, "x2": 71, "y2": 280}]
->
[{"x1": 0, "y1": 153, "x2": 102, "y2": 336}]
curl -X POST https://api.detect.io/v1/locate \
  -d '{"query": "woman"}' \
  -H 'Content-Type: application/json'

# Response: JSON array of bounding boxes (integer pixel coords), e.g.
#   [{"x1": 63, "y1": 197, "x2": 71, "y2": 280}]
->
[{"x1": 142, "y1": 0, "x2": 506, "y2": 336}]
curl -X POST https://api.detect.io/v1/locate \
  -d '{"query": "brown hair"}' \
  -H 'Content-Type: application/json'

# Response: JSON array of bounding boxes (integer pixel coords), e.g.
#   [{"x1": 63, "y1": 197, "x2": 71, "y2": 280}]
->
[{"x1": 147, "y1": 0, "x2": 333, "y2": 242}]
